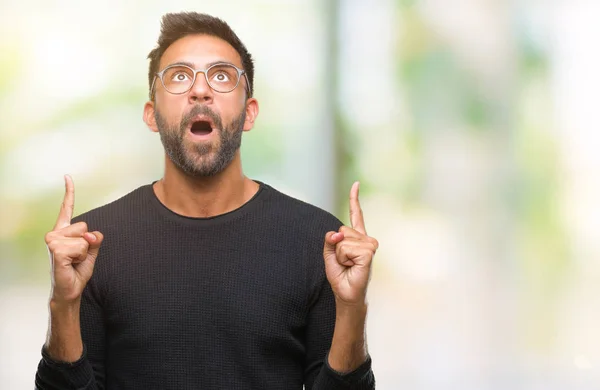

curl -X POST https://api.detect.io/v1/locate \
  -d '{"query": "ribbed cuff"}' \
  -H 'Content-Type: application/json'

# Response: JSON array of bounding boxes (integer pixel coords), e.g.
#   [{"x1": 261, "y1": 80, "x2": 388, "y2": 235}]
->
[
  {"x1": 41, "y1": 344, "x2": 87, "y2": 368},
  {"x1": 320, "y1": 352, "x2": 375, "y2": 389},
  {"x1": 36, "y1": 344, "x2": 94, "y2": 389}
]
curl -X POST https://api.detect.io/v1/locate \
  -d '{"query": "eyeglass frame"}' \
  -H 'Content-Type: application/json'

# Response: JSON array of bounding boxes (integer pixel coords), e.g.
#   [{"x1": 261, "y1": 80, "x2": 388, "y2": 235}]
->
[{"x1": 149, "y1": 61, "x2": 250, "y2": 100}]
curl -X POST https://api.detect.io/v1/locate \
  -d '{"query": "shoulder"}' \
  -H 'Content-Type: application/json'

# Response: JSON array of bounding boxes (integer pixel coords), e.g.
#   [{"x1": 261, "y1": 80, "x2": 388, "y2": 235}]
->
[
  {"x1": 258, "y1": 182, "x2": 343, "y2": 234},
  {"x1": 71, "y1": 184, "x2": 152, "y2": 231}
]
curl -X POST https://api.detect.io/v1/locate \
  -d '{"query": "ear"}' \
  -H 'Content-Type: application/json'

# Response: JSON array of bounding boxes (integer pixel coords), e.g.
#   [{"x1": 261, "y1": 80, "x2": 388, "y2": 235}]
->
[
  {"x1": 143, "y1": 101, "x2": 159, "y2": 133},
  {"x1": 242, "y1": 98, "x2": 259, "y2": 132}
]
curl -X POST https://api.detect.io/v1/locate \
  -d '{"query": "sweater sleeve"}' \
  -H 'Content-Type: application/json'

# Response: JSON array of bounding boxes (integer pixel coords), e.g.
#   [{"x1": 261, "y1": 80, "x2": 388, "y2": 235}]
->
[
  {"x1": 34, "y1": 277, "x2": 106, "y2": 390},
  {"x1": 303, "y1": 275, "x2": 375, "y2": 390},
  {"x1": 301, "y1": 212, "x2": 376, "y2": 390}
]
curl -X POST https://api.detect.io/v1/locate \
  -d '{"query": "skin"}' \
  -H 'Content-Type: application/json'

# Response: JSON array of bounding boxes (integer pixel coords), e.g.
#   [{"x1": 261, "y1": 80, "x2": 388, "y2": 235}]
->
[
  {"x1": 144, "y1": 34, "x2": 260, "y2": 217},
  {"x1": 44, "y1": 34, "x2": 379, "y2": 375}
]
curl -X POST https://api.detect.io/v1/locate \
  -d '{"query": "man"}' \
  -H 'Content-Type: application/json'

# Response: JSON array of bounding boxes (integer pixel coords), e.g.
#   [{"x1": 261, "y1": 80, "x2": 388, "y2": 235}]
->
[{"x1": 35, "y1": 12, "x2": 378, "y2": 390}]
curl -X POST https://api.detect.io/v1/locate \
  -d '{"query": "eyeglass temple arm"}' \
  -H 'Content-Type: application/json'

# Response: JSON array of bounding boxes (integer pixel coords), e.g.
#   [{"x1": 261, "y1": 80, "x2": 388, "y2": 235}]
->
[{"x1": 149, "y1": 75, "x2": 158, "y2": 100}]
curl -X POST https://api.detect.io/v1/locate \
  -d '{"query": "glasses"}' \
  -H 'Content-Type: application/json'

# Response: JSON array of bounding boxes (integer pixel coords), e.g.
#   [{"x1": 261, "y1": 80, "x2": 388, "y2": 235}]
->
[{"x1": 150, "y1": 62, "x2": 249, "y2": 99}]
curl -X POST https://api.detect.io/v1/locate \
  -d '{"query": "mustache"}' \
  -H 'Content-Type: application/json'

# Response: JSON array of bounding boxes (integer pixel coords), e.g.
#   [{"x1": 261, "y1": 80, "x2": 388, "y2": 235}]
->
[{"x1": 181, "y1": 105, "x2": 223, "y2": 131}]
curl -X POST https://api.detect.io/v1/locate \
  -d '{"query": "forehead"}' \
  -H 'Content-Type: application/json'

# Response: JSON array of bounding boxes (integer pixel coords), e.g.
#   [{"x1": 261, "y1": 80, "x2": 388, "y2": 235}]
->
[{"x1": 159, "y1": 34, "x2": 243, "y2": 69}]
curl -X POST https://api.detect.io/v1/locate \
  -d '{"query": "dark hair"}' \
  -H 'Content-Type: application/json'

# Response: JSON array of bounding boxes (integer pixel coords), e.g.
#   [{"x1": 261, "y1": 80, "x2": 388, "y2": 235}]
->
[{"x1": 147, "y1": 12, "x2": 254, "y2": 98}]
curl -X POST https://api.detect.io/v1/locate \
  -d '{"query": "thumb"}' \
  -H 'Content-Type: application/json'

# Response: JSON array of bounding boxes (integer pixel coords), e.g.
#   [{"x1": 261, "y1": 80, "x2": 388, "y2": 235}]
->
[
  {"x1": 83, "y1": 231, "x2": 104, "y2": 258},
  {"x1": 323, "y1": 231, "x2": 344, "y2": 257}
]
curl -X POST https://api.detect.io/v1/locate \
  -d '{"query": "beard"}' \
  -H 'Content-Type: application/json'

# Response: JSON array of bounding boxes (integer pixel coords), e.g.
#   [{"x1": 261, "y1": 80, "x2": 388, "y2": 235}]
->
[{"x1": 155, "y1": 104, "x2": 245, "y2": 177}]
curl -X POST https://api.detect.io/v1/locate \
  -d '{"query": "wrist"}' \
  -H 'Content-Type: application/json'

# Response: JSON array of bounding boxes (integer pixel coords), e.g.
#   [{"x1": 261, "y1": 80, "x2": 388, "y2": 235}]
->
[
  {"x1": 328, "y1": 297, "x2": 369, "y2": 373},
  {"x1": 46, "y1": 300, "x2": 83, "y2": 363},
  {"x1": 50, "y1": 285, "x2": 83, "y2": 307},
  {"x1": 335, "y1": 296, "x2": 368, "y2": 314},
  {"x1": 49, "y1": 298, "x2": 81, "y2": 316}
]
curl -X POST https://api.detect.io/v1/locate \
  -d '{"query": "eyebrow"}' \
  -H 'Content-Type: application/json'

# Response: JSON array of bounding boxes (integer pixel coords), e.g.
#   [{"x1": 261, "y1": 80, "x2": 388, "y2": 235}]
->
[{"x1": 164, "y1": 60, "x2": 239, "y2": 69}]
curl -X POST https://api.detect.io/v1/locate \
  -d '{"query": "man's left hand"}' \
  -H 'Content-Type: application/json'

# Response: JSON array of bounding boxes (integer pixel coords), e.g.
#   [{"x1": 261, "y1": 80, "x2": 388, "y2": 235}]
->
[{"x1": 323, "y1": 182, "x2": 379, "y2": 306}]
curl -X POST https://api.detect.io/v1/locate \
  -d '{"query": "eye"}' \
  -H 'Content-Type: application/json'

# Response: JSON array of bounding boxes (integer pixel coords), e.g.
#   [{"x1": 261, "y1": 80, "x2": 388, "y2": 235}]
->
[
  {"x1": 171, "y1": 72, "x2": 191, "y2": 83},
  {"x1": 212, "y1": 71, "x2": 230, "y2": 83}
]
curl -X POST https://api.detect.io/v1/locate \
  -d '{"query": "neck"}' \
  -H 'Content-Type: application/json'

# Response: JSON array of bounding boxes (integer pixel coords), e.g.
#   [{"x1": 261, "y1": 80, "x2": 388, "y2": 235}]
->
[{"x1": 153, "y1": 152, "x2": 259, "y2": 218}]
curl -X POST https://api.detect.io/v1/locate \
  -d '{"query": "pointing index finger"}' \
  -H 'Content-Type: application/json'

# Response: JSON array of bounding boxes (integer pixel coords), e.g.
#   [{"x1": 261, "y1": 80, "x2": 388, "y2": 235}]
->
[
  {"x1": 349, "y1": 181, "x2": 366, "y2": 235},
  {"x1": 54, "y1": 175, "x2": 75, "y2": 230}
]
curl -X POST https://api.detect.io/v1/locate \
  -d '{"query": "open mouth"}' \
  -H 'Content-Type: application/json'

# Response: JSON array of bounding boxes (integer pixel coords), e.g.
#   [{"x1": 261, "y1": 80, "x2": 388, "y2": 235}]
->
[{"x1": 190, "y1": 120, "x2": 213, "y2": 136}]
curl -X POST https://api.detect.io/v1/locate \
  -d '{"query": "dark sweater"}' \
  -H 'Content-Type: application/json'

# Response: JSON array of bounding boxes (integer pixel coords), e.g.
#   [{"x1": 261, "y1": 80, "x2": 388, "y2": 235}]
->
[{"x1": 35, "y1": 181, "x2": 375, "y2": 389}]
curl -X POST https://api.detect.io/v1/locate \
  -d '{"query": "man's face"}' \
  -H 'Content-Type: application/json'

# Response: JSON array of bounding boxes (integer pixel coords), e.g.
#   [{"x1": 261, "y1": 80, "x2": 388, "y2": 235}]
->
[{"x1": 148, "y1": 34, "x2": 254, "y2": 177}]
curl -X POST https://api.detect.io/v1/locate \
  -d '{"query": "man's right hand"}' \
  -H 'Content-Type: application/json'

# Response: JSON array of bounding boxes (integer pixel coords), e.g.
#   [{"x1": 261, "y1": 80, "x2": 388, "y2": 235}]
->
[{"x1": 44, "y1": 175, "x2": 103, "y2": 304}]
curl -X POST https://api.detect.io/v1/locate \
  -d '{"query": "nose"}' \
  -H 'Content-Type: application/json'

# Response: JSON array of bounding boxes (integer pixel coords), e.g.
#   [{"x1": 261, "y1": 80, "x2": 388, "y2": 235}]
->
[{"x1": 188, "y1": 71, "x2": 213, "y2": 104}]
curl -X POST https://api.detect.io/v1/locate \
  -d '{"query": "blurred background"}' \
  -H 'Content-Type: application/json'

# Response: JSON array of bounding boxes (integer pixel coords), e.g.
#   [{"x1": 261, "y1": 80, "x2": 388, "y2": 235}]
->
[{"x1": 1, "y1": 0, "x2": 599, "y2": 388}]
